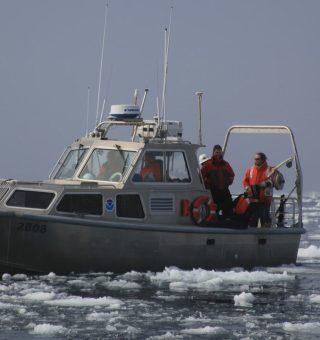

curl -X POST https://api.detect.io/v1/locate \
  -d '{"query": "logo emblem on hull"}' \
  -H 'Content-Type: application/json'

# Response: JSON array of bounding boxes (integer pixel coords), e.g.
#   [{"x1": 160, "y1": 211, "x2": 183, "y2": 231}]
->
[{"x1": 105, "y1": 198, "x2": 115, "y2": 212}]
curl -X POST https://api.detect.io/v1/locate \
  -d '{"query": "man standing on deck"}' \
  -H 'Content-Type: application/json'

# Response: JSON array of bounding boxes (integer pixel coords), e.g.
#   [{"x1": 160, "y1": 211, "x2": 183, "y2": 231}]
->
[
  {"x1": 200, "y1": 144, "x2": 235, "y2": 220},
  {"x1": 243, "y1": 152, "x2": 274, "y2": 227}
]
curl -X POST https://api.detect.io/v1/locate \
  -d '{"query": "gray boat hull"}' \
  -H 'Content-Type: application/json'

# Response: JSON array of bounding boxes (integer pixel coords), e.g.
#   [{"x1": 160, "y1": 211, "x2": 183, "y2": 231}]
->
[{"x1": 0, "y1": 212, "x2": 304, "y2": 274}]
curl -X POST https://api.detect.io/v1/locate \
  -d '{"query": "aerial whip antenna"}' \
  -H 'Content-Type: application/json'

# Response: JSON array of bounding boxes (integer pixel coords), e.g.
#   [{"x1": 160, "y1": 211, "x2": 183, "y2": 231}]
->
[
  {"x1": 99, "y1": 98, "x2": 106, "y2": 124},
  {"x1": 86, "y1": 86, "x2": 91, "y2": 137},
  {"x1": 140, "y1": 89, "x2": 149, "y2": 115},
  {"x1": 95, "y1": 3, "x2": 109, "y2": 127},
  {"x1": 160, "y1": 6, "x2": 173, "y2": 124},
  {"x1": 195, "y1": 91, "x2": 204, "y2": 145}
]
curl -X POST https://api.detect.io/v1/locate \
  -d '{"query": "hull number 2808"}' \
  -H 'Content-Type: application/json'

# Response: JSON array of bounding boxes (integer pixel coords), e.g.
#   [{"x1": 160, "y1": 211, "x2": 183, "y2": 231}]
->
[{"x1": 17, "y1": 222, "x2": 47, "y2": 233}]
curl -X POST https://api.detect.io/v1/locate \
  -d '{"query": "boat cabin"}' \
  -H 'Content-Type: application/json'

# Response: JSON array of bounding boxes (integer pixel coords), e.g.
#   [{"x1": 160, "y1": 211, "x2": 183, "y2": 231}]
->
[{"x1": 0, "y1": 104, "x2": 303, "y2": 231}]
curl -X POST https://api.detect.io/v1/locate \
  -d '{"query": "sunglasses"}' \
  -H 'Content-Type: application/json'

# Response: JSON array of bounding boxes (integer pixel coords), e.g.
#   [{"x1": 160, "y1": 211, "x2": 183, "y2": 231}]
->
[{"x1": 254, "y1": 158, "x2": 261, "y2": 161}]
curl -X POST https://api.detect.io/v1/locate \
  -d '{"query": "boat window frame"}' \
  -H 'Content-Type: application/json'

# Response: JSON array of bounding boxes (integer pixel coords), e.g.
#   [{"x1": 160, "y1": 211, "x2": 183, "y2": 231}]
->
[
  {"x1": 5, "y1": 188, "x2": 57, "y2": 211},
  {"x1": 115, "y1": 192, "x2": 146, "y2": 221},
  {"x1": 76, "y1": 147, "x2": 139, "y2": 183},
  {"x1": 52, "y1": 146, "x2": 90, "y2": 180},
  {"x1": 131, "y1": 149, "x2": 192, "y2": 185},
  {"x1": 55, "y1": 191, "x2": 104, "y2": 217}
]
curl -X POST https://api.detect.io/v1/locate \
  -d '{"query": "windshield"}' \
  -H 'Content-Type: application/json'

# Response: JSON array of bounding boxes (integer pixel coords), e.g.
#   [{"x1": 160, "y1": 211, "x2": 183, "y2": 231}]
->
[
  {"x1": 79, "y1": 148, "x2": 137, "y2": 182},
  {"x1": 54, "y1": 148, "x2": 88, "y2": 179}
]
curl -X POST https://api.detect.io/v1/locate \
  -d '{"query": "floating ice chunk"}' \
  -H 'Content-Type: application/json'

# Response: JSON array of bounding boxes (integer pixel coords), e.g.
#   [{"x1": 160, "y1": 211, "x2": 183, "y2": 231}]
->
[
  {"x1": 103, "y1": 279, "x2": 141, "y2": 290},
  {"x1": 310, "y1": 294, "x2": 320, "y2": 303},
  {"x1": 45, "y1": 296, "x2": 123, "y2": 308},
  {"x1": 67, "y1": 279, "x2": 91, "y2": 287},
  {"x1": 298, "y1": 245, "x2": 320, "y2": 258},
  {"x1": 0, "y1": 302, "x2": 15, "y2": 309},
  {"x1": 124, "y1": 325, "x2": 140, "y2": 334},
  {"x1": 0, "y1": 284, "x2": 9, "y2": 291},
  {"x1": 86, "y1": 311, "x2": 119, "y2": 321},
  {"x1": 48, "y1": 272, "x2": 56, "y2": 278},
  {"x1": 12, "y1": 274, "x2": 27, "y2": 281},
  {"x1": 2, "y1": 273, "x2": 11, "y2": 281},
  {"x1": 121, "y1": 271, "x2": 146, "y2": 280},
  {"x1": 234, "y1": 292, "x2": 255, "y2": 307},
  {"x1": 181, "y1": 326, "x2": 226, "y2": 335},
  {"x1": 147, "y1": 331, "x2": 183, "y2": 339},
  {"x1": 23, "y1": 292, "x2": 55, "y2": 301},
  {"x1": 182, "y1": 315, "x2": 211, "y2": 324},
  {"x1": 169, "y1": 281, "x2": 189, "y2": 292},
  {"x1": 149, "y1": 267, "x2": 293, "y2": 291},
  {"x1": 32, "y1": 323, "x2": 67, "y2": 335},
  {"x1": 283, "y1": 322, "x2": 320, "y2": 335}
]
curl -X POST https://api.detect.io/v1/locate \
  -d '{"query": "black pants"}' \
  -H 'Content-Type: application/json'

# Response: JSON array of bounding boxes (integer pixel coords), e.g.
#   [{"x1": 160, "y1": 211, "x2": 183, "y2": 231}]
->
[
  {"x1": 210, "y1": 188, "x2": 233, "y2": 219},
  {"x1": 249, "y1": 203, "x2": 271, "y2": 227}
]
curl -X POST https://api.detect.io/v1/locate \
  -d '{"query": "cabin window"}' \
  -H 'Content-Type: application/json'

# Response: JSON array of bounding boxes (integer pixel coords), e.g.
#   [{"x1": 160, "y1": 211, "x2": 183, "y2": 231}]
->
[
  {"x1": 79, "y1": 148, "x2": 136, "y2": 182},
  {"x1": 56, "y1": 194, "x2": 102, "y2": 215},
  {"x1": 166, "y1": 151, "x2": 191, "y2": 183},
  {"x1": 116, "y1": 194, "x2": 145, "y2": 218},
  {"x1": 55, "y1": 148, "x2": 88, "y2": 179},
  {"x1": 132, "y1": 151, "x2": 164, "y2": 182},
  {"x1": 6, "y1": 190, "x2": 55, "y2": 209},
  {"x1": 132, "y1": 151, "x2": 190, "y2": 183}
]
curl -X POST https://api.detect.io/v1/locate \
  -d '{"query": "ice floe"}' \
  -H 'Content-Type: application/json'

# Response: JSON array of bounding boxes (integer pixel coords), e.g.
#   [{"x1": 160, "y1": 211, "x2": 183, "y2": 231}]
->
[
  {"x1": 30, "y1": 323, "x2": 68, "y2": 335},
  {"x1": 180, "y1": 326, "x2": 226, "y2": 335},
  {"x1": 283, "y1": 322, "x2": 320, "y2": 335},
  {"x1": 44, "y1": 296, "x2": 123, "y2": 308},
  {"x1": 234, "y1": 292, "x2": 255, "y2": 307},
  {"x1": 298, "y1": 245, "x2": 320, "y2": 258}
]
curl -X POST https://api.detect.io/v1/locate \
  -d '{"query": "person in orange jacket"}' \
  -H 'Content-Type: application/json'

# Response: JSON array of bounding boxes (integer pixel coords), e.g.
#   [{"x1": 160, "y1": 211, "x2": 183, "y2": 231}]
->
[
  {"x1": 243, "y1": 152, "x2": 274, "y2": 227},
  {"x1": 140, "y1": 153, "x2": 162, "y2": 182},
  {"x1": 200, "y1": 144, "x2": 235, "y2": 219}
]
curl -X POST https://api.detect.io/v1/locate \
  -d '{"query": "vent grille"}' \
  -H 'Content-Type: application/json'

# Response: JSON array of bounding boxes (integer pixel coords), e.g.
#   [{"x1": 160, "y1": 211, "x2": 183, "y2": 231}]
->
[{"x1": 150, "y1": 195, "x2": 175, "y2": 214}]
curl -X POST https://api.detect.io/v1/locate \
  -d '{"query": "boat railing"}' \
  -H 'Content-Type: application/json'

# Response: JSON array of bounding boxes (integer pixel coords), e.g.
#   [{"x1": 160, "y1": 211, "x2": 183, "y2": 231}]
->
[
  {"x1": 231, "y1": 193, "x2": 300, "y2": 228},
  {"x1": 224, "y1": 125, "x2": 303, "y2": 227},
  {"x1": 271, "y1": 196, "x2": 299, "y2": 227}
]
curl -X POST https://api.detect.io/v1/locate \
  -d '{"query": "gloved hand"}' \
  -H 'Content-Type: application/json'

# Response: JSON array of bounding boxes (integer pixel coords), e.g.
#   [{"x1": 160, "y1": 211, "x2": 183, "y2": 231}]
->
[
  {"x1": 260, "y1": 180, "x2": 272, "y2": 188},
  {"x1": 245, "y1": 186, "x2": 253, "y2": 197}
]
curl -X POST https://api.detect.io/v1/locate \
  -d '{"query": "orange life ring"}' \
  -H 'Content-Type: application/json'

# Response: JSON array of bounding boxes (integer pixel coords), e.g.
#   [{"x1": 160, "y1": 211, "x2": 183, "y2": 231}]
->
[{"x1": 191, "y1": 196, "x2": 217, "y2": 225}]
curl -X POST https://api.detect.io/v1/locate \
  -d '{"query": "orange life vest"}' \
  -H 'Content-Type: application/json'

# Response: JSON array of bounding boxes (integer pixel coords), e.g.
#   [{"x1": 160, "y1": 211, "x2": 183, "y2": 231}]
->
[
  {"x1": 140, "y1": 162, "x2": 162, "y2": 182},
  {"x1": 243, "y1": 162, "x2": 273, "y2": 203}
]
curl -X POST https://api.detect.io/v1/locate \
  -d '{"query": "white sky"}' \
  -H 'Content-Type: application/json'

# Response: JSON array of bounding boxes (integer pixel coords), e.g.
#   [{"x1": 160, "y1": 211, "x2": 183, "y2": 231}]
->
[{"x1": 0, "y1": 0, "x2": 319, "y2": 192}]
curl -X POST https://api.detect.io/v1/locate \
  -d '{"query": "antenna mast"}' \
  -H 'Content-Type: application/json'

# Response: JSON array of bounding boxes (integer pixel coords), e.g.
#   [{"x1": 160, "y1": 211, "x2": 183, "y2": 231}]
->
[
  {"x1": 195, "y1": 91, "x2": 204, "y2": 145},
  {"x1": 95, "y1": 3, "x2": 109, "y2": 127},
  {"x1": 160, "y1": 6, "x2": 173, "y2": 124},
  {"x1": 85, "y1": 86, "x2": 91, "y2": 137}
]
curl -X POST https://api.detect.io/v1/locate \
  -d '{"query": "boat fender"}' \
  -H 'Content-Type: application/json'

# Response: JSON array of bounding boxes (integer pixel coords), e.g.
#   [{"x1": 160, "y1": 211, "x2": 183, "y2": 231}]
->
[
  {"x1": 180, "y1": 199, "x2": 190, "y2": 216},
  {"x1": 234, "y1": 196, "x2": 251, "y2": 215},
  {"x1": 191, "y1": 196, "x2": 217, "y2": 225}
]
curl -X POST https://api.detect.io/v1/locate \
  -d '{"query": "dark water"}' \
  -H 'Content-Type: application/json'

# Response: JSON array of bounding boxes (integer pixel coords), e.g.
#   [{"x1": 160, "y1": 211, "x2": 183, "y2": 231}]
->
[{"x1": 0, "y1": 193, "x2": 320, "y2": 339}]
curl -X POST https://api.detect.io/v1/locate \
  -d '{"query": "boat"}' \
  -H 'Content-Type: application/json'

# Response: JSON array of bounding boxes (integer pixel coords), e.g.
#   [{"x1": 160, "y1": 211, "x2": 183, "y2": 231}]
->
[{"x1": 0, "y1": 92, "x2": 305, "y2": 274}]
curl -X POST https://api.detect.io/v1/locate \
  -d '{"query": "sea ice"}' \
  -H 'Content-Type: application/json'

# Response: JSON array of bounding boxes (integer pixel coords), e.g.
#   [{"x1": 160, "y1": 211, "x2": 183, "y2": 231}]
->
[
  {"x1": 180, "y1": 326, "x2": 226, "y2": 335},
  {"x1": 23, "y1": 292, "x2": 55, "y2": 301},
  {"x1": 44, "y1": 296, "x2": 123, "y2": 308},
  {"x1": 31, "y1": 323, "x2": 67, "y2": 335},
  {"x1": 309, "y1": 294, "x2": 320, "y2": 303},
  {"x1": 298, "y1": 245, "x2": 320, "y2": 258},
  {"x1": 283, "y1": 322, "x2": 320, "y2": 335},
  {"x1": 234, "y1": 292, "x2": 255, "y2": 307}
]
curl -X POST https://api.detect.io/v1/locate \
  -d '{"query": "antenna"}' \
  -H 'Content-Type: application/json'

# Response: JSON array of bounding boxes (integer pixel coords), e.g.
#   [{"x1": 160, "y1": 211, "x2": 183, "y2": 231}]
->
[
  {"x1": 86, "y1": 86, "x2": 90, "y2": 137},
  {"x1": 95, "y1": 3, "x2": 109, "y2": 127},
  {"x1": 133, "y1": 89, "x2": 139, "y2": 105},
  {"x1": 195, "y1": 91, "x2": 204, "y2": 145},
  {"x1": 99, "y1": 98, "x2": 106, "y2": 123},
  {"x1": 160, "y1": 6, "x2": 173, "y2": 124},
  {"x1": 140, "y1": 89, "x2": 149, "y2": 115}
]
